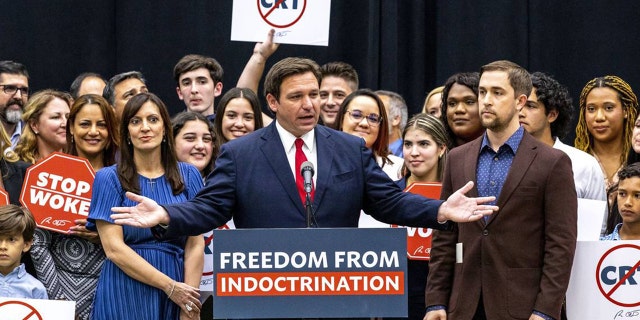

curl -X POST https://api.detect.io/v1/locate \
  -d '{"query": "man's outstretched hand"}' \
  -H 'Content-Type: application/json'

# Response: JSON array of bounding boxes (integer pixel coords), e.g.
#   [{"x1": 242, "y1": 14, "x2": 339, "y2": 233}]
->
[
  {"x1": 110, "y1": 192, "x2": 170, "y2": 228},
  {"x1": 437, "y1": 181, "x2": 498, "y2": 223}
]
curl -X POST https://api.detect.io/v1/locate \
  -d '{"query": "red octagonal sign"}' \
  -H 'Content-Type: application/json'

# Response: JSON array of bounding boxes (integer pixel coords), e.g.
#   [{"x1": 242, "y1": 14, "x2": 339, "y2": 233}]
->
[{"x1": 20, "y1": 152, "x2": 95, "y2": 233}]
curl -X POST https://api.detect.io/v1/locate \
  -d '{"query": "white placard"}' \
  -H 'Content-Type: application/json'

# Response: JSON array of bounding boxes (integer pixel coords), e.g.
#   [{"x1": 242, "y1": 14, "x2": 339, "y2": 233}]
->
[
  {"x1": 566, "y1": 241, "x2": 640, "y2": 319},
  {"x1": 578, "y1": 198, "x2": 607, "y2": 241},
  {"x1": 0, "y1": 298, "x2": 75, "y2": 320},
  {"x1": 231, "y1": 0, "x2": 331, "y2": 46}
]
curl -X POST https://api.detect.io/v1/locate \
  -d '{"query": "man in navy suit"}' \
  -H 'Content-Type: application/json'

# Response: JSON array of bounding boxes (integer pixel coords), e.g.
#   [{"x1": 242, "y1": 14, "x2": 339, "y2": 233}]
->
[{"x1": 110, "y1": 57, "x2": 497, "y2": 235}]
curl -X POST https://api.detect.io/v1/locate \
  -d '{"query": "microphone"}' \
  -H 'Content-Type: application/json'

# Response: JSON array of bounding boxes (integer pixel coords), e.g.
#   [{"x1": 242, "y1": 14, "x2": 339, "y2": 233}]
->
[{"x1": 300, "y1": 161, "x2": 314, "y2": 193}]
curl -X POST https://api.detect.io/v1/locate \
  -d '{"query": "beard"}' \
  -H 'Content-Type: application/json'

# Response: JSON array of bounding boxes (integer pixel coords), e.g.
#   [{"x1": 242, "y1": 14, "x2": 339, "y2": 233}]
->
[
  {"x1": 5, "y1": 109, "x2": 22, "y2": 124},
  {"x1": 1, "y1": 98, "x2": 25, "y2": 124}
]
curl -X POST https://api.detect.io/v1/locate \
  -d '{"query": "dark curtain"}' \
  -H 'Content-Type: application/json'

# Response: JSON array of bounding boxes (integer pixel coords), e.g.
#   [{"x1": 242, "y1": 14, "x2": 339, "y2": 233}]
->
[{"x1": 2, "y1": 0, "x2": 640, "y2": 146}]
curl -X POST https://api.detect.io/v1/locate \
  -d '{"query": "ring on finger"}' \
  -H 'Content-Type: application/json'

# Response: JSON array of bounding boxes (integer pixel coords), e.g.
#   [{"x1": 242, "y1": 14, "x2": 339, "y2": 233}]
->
[{"x1": 185, "y1": 303, "x2": 193, "y2": 312}]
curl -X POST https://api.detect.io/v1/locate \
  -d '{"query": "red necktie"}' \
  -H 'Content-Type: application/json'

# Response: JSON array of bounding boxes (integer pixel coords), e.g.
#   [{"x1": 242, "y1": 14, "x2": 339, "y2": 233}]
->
[{"x1": 295, "y1": 138, "x2": 314, "y2": 204}]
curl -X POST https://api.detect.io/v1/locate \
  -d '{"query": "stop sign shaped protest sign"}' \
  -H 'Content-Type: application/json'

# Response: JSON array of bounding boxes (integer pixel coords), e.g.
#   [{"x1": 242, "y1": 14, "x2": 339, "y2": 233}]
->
[
  {"x1": 20, "y1": 152, "x2": 95, "y2": 233},
  {"x1": 0, "y1": 188, "x2": 9, "y2": 206},
  {"x1": 392, "y1": 182, "x2": 442, "y2": 260}
]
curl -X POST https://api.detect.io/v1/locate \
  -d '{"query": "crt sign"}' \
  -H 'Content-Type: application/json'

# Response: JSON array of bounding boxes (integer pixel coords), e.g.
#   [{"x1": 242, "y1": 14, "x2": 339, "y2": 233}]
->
[
  {"x1": 20, "y1": 152, "x2": 95, "y2": 233},
  {"x1": 566, "y1": 241, "x2": 640, "y2": 319}
]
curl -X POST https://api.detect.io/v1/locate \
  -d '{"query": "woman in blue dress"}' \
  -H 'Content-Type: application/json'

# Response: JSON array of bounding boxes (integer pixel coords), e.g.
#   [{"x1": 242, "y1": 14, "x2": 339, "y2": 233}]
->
[{"x1": 88, "y1": 93, "x2": 204, "y2": 320}]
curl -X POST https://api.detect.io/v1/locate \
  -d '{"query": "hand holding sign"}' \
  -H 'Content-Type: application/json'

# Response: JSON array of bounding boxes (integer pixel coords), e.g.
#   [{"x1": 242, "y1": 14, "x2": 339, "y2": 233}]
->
[
  {"x1": 110, "y1": 192, "x2": 171, "y2": 227},
  {"x1": 20, "y1": 152, "x2": 95, "y2": 234}
]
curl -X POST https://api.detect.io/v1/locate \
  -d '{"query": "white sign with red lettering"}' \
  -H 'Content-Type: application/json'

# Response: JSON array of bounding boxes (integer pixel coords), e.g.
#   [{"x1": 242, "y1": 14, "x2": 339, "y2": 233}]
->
[
  {"x1": 566, "y1": 241, "x2": 640, "y2": 319},
  {"x1": 0, "y1": 298, "x2": 75, "y2": 320},
  {"x1": 19, "y1": 152, "x2": 95, "y2": 233},
  {"x1": 231, "y1": 0, "x2": 331, "y2": 46}
]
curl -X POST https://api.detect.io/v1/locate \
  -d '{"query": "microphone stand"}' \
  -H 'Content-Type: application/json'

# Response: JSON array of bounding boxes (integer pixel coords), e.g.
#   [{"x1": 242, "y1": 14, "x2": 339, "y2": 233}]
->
[{"x1": 305, "y1": 192, "x2": 313, "y2": 228}]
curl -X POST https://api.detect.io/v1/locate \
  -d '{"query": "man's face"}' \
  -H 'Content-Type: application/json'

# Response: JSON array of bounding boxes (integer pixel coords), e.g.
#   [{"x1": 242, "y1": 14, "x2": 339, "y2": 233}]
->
[
  {"x1": 176, "y1": 67, "x2": 222, "y2": 116},
  {"x1": 267, "y1": 71, "x2": 320, "y2": 137},
  {"x1": 113, "y1": 78, "x2": 148, "y2": 122},
  {"x1": 478, "y1": 71, "x2": 522, "y2": 132},
  {"x1": 319, "y1": 76, "x2": 353, "y2": 126},
  {"x1": 0, "y1": 73, "x2": 29, "y2": 125},
  {"x1": 519, "y1": 88, "x2": 555, "y2": 140}
]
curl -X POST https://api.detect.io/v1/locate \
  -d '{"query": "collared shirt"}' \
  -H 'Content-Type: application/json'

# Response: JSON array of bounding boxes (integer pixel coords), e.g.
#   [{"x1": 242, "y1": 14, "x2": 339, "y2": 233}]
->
[
  {"x1": 0, "y1": 263, "x2": 48, "y2": 299},
  {"x1": 601, "y1": 223, "x2": 622, "y2": 240},
  {"x1": 275, "y1": 121, "x2": 318, "y2": 185},
  {"x1": 553, "y1": 138, "x2": 606, "y2": 201},
  {"x1": 9, "y1": 121, "x2": 24, "y2": 149},
  {"x1": 389, "y1": 138, "x2": 403, "y2": 158},
  {"x1": 476, "y1": 126, "x2": 524, "y2": 206}
]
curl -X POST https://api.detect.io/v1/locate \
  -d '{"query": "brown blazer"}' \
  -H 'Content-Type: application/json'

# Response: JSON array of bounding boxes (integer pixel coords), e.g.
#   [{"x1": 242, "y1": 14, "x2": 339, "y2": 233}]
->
[{"x1": 426, "y1": 132, "x2": 577, "y2": 320}]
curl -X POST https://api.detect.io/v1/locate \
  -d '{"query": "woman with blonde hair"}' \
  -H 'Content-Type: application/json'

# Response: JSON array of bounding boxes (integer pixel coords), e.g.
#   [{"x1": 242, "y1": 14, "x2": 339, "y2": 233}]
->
[
  {"x1": 422, "y1": 86, "x2": 444, "y2": 117},
  {"x1": 574, "y1": 75, "x2": 639, "y2": 190},
  {"x1": 14, "y1": 89, "x2": 71, "y2": 163}
]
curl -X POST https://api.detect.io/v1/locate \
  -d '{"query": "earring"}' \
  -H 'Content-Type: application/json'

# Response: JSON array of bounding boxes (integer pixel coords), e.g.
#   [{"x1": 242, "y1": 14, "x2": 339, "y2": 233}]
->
[
  {"x1": 71, "y1": 136, "x2": 74, "y2": 143},
  {"x1": 127, "y1": 138, "x2": 131, "y2": 145},
  {"x1": 34, "y1": 131, "x2": 39, "y2": 135},
  {"x1": 162, "y1": 136, "x2": 166, "y2": 143}
]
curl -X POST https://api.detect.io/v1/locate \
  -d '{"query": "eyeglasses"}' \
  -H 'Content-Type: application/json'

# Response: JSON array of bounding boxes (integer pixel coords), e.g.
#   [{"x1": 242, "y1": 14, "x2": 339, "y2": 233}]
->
[
  {"x1": 345, "y1": 110, "x2": 383, "y2": 126},
  {"x1": 0, "y1": 85, "x2": 29, "y2": 96}
]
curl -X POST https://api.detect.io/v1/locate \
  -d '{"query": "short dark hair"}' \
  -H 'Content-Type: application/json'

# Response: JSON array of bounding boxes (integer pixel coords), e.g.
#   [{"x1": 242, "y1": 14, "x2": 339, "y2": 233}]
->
[
  {"x1": 173, "y1": 54, "x2": 223, "y2": 84},
  {"x1": 69, "y1": 72, "x2": 106, "y2": 99},
  {"x1": 480, "y1": 60, "x2": 532, "y2": 98},
  {"x1": 103, "y1": 71, "x2": 146, "y2": 105},
  {"x1": 0, "y1": 60, "x2": 29, "y2": 80},
  {"x1": 530, "y1": 72, "x2": 574, "y2": 139},
  {"x1": 618, "y1": 162, "x2": 640, "y2": 181},
  {"x1": 320, "y1": 61, "x2": 359, "y2": 91},
  {"x1": 264, "y1": 57, "x2": 321, "y2": 101},
  {"x1": 0, "y1": 205, "x2": 36, "y2": 242}
]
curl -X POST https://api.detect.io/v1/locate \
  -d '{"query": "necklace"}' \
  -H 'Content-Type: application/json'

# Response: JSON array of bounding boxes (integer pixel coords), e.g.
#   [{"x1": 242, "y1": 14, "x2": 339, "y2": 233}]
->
[{"x1": 592, "y1": 152, "x2": 623, "y2": 188}]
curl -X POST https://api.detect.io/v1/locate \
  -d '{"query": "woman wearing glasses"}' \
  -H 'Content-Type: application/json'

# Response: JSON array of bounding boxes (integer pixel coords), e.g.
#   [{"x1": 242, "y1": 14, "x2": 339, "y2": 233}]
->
[
  {"x1": 336, "y1": 89, "x2": 403, "y2": 180},
  {"x1": 336, "y1": 89, "x2": 404, "y2": 230}
]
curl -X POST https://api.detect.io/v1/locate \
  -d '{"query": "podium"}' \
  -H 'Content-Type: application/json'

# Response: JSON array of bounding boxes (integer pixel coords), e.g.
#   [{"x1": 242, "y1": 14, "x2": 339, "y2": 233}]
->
[{"x1": 212, "y1": 228, "x2": 407, "y2": 319}]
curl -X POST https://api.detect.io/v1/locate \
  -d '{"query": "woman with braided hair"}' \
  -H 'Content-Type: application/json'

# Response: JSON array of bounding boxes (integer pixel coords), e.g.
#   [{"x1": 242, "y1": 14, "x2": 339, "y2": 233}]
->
[{"x1": 575, "y1": 75, "x2": 639, "y2": 191}]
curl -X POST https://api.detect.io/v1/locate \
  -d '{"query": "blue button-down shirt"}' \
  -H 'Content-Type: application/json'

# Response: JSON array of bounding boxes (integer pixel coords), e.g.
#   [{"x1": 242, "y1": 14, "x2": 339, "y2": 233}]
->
[
  {"x1": 0, "y1": 263, "x2": 48, "y2": 299},
  {"x1": 477, "y1": 126, "x2": 524, "y2": 209},
  {"x1": 601, "y1": 223, "x2": 622, "y2": 240}
]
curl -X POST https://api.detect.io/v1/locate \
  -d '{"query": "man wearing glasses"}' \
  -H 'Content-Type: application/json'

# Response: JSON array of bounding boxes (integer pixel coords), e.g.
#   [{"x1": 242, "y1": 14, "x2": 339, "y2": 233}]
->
[{"x1": 0, "y1": 61, "x2": 29, "y2": 149}]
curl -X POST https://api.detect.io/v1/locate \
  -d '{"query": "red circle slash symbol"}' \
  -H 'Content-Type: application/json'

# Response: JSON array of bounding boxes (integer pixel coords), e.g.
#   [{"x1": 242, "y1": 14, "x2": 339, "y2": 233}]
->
[{"x1": 257, "y1": 0, "x2": 307, "y2": 29}]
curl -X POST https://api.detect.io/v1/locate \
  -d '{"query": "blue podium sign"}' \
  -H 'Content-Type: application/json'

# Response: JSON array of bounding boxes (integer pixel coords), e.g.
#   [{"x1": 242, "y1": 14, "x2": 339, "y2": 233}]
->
[{"x1": 212, "y1": 228, "x2": 407, "y2": 318}]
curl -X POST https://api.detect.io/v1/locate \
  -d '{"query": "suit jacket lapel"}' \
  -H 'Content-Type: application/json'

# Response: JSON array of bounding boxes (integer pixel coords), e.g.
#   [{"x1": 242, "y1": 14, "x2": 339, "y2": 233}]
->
[
  {"x1": 260, "y1": 123, "x2": 305, "y2": 215},
  {"x1": 489, "y1": 133, "x2": 538, "y2": 224},
  {"x1": 313, "y1": 126, "x2": 333, "y2": 211},
  {"x1": 464, "y1": 139, "x2": 482, "y2": 198}
]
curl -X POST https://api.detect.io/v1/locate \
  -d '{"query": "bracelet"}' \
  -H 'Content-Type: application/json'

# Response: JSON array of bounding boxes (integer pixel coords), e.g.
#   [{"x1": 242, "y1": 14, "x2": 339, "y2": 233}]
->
[{"x1": 167, "y1": 281, "x2": 176, "y2": 298}]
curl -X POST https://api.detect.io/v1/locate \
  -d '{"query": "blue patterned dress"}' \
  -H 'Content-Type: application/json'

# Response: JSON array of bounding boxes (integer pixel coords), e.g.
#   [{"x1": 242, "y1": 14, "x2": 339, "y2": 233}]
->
[{"x1": 87, "y1": 163, "x2": 203, "y2": 320}]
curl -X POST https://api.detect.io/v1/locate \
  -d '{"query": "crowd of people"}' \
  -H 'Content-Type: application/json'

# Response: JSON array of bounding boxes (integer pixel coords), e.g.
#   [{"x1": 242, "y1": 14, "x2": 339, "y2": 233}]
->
[{"x1": 1, "y1": 29, "x2": 639, "y2": 320}]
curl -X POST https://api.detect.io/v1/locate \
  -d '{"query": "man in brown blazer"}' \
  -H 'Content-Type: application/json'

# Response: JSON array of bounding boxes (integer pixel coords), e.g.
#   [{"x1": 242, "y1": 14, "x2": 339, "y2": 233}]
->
[{"x1": 424, "y1": 60, "x2": 578, "y2": 320}]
